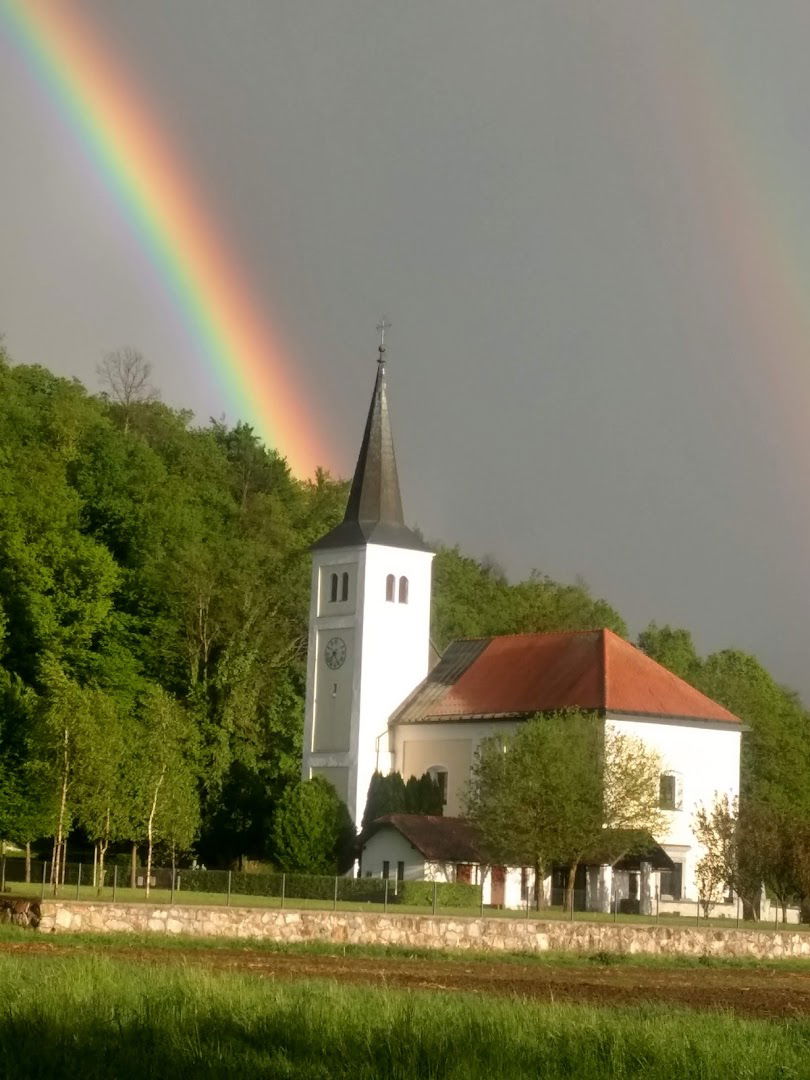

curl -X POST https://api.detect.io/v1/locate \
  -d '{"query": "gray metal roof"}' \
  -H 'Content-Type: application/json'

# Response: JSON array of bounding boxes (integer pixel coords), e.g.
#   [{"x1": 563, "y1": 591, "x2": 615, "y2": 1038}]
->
[
  {"x1": 389, "y1": 638, "x2": 492, "y2": 725},
  {"x1": 313, "y1": 360, "x2": 430, "y2": 552}
]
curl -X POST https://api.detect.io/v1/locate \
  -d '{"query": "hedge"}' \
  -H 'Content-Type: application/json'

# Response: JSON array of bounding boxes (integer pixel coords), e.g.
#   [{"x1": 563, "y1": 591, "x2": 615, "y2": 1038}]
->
[
  {"x1": 176, "y1": 869, "x2": 387, "y2": 903},
  {"x1": 174, "y1": 870, "x2": 480, "y2": 908},
  {"x1": 392, "y1": 881, "x2": 482, "y2": 908}
]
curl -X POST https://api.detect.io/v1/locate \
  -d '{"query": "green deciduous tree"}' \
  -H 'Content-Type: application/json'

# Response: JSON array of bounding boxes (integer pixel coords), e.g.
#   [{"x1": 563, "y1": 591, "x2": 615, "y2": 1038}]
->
[
  {"x1": 637, "y1": 623, "x2": 702, "y2": 684},
  {"x1": 465, "y1": 713, "x2": 664, "y2": 909},
  {"x1": 131, "y1": 687, "x2": 200, "y2": 897},
  {"x1": 431, "y1": 548, "x2": 627, "y2": 651}
]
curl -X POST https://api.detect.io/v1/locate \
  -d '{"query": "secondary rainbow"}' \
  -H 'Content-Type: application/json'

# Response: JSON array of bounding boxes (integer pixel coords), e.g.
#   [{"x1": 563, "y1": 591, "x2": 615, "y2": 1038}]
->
[{"x1": 1, "y1": 0, "x2": 322, "y2": 476}]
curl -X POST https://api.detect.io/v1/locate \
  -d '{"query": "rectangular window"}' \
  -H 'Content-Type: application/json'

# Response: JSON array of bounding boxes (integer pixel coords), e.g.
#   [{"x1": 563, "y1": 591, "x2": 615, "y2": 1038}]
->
[
  {"x1": 382, "y1": 860, "x2": 390, "y2": 880},
  {"x1": 437, "y1": 771, "x2": 447, "y2": 806},
  {"x1": 659, "y1": 774, "x2": 678, "y2": 810},
  {"x1": 660, "y1": 863, "x2": 683, "y2": 900},
  {"x1": 397, "y1": 861, "x2": 405, "y2": 883}
]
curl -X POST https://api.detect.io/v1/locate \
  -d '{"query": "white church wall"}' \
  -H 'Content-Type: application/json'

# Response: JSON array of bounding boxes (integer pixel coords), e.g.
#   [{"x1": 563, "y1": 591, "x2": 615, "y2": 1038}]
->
[
  {"x1": 393, "y1": 720, "x2": 522, "y2": 815},
  {"x1": 353, "y1": 543, "x2": 434, "y2": 823},
  {"x1": 606, "y1": 714, "x2": 741, "y2": 901}
]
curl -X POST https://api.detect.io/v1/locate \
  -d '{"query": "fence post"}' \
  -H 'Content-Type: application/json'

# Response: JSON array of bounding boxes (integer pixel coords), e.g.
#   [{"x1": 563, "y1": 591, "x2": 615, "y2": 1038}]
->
[
  {"x1": 113, "y1": 865, "x2": 117, "y2": 904},
  {"x1": 736, "y1": 894, "x2": 740, "y2": 929},
  {"x1": 384, "y1": 878, "x2": 388, "y2": 914},
  {"x1": 170, "y1": 869, "x2": 176, "y2": 905},
  {"x1": 480, "y1": 881, "x2": 484, "y2": 919},
  {"x1": 613, "y1": 882, "x2": 617, "y2": 923},
  {"x1": 334, "y1": 876, "x2": 339, "y2": 912},
  {"x1": 76, "y1": 862, "x2": 82, "y2": 901},
  {"x1": 569, "y1": 886, "x2": 574, "y2": 921},
  {"x1": 432, "y1": 881, "x2": 437, "y2": 915},
  {"x1": 41, "y1": 860, "x2": 47, "y2": 901},
  {"x1": 281, "y1": 873, "x2": 285, "y2": 910}
]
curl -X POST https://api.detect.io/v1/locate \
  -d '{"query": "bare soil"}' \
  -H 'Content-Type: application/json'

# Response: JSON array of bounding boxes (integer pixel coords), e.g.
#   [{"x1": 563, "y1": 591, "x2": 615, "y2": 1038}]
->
[{"x1": 3, "y1": 939, "x2": 810, "y2": 1018}]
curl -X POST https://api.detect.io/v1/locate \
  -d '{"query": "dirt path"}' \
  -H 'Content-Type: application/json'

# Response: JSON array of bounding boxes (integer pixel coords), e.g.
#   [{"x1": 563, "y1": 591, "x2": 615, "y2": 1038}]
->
[{"x1": 4, "y1": 940, "x2": 810, "y2": 1018}]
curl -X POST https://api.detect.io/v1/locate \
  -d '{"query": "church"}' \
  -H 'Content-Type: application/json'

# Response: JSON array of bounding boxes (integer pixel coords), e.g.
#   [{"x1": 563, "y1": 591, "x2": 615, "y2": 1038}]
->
[{"x1": 302, "y1": 342, "x2": 742, "y2": 911}]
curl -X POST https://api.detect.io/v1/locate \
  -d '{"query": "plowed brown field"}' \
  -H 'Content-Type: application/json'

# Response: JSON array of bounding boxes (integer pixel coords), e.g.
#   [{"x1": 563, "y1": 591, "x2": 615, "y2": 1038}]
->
[{"x1": 4, "y1": 939, "x2": 810, "y2": 1018}]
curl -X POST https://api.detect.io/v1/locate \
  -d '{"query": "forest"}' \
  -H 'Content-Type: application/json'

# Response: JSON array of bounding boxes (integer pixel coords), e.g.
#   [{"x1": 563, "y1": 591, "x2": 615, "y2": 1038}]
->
[{"x1": 0, "y1": 344, "x2": 809, "y2": 883}]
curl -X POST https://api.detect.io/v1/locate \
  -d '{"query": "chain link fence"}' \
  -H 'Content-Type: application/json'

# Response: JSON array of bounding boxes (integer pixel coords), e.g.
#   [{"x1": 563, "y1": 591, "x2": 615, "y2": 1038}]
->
[{"x1": 1, "y1": 856, "x2": 804, "y2": 929}]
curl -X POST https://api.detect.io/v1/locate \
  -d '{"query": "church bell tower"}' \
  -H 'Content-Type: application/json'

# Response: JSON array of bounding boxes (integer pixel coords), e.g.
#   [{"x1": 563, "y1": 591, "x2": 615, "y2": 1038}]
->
[{"x1": 302, "y1": 330, "x2": 434, "y2": 825}]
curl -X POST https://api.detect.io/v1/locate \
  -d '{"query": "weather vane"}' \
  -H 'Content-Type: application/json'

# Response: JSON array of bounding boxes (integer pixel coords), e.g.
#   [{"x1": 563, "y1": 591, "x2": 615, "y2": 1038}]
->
[{"x1": 376, "y1": 317, "x2": 391, "y2": 363}]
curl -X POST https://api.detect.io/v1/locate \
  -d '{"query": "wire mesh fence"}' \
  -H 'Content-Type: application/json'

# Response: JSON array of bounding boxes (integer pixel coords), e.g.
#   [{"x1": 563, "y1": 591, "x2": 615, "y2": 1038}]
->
[
  {"x1": 1, "y1": 856, "x2": 804, "y2": 929},
  {"x1": 1, "y1": 858, "x2": 481, "y2": 914}
]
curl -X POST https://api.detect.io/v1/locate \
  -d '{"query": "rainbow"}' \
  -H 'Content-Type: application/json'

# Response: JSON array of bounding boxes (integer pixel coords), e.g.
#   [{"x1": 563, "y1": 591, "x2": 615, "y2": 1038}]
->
[
  {"x1": 648, "y1": 10, "x2": 810, "y2": 492},
  {"x1": 1, "y1": 0, "x2": 323, "y2": 476}
]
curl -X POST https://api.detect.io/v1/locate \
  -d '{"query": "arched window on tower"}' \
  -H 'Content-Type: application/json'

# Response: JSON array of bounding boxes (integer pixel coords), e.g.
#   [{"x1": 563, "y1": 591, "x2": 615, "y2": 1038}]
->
[
  {"x1": 341, "y1": 572, "x2": 349, "y2": 602},
  {"x1": 427, "y1": 766, "x2": 448, "y2": 807},
  {"x1": 385, "y1": 574, "x2": 395, "y2": 602},
  {"x1": 329, "y1": 573, "x2": 338, "y2": 603},
  {"x1": 398, "y1": 576, "x2": 409, "y2": 604}
]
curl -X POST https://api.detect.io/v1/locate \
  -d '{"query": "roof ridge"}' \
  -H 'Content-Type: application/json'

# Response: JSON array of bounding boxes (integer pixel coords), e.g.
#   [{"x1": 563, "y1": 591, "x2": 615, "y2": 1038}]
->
[{"x1": 449, "y1": 627, "x2": 605, "y2": 645}]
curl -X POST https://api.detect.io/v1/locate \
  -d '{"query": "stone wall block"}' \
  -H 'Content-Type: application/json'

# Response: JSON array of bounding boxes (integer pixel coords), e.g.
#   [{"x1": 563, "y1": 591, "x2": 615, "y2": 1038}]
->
[{"x1": 28, "y1": 901, "x2": 810, "y2": 960}]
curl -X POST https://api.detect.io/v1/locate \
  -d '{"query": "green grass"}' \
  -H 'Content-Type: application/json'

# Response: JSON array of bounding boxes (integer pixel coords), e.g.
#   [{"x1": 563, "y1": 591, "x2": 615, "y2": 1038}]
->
[
  {"x1": 9, "y1": 877, "x2": 807, "y2": 933},
  {"x1": 0, "y1": 952, "x2": 808, "y2": 1078}
]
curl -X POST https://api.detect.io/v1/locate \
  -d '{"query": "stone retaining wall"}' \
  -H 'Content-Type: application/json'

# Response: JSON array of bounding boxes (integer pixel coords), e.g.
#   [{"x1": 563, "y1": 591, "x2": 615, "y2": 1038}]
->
[{"x1": 37, "y1": 901, "x2": 810, "y2": 960}]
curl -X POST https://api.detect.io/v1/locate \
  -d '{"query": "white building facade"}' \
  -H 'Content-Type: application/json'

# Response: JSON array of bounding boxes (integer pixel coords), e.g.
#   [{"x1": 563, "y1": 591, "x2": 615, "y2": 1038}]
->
[{"x1": 304, "y1": 353, "x2": 743, "y2": 908}]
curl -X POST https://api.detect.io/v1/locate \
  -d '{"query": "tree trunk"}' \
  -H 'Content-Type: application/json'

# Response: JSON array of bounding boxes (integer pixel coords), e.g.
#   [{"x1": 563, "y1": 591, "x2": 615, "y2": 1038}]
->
[
  {"x1": 130, "y1": 842, "x2": 138, "y2": 889},
  {"x1": 24, "y1": 842, "x2": 31, "y2": 884},
  {"x1": 565, "y1": 861, "x2": 580, "y2": 914},
  {"x1": 52, "y1": 728, "x2": 70, "y2": 891},
  {"x1": 145, "y1": 767, "x2": 166, "y2": 899},
  {"x1": 534, "y1": 858, "x2": 543, "y2": 911},
  {"x1": 98, "y1": 840, "x2": 109, "y2": 895},
  {"x1": 97, "y1": 808, "x2": 110, "y2": 894}
]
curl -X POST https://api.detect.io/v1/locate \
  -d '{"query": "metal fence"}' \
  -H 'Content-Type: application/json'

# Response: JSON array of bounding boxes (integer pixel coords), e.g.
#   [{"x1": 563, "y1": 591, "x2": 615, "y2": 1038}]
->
[
  {"x1": 1, "y1": 858, "x2": 481, "y2": 915},
  {"x1": 1, "y1": 857, "x2": 804, "y2": 929}
]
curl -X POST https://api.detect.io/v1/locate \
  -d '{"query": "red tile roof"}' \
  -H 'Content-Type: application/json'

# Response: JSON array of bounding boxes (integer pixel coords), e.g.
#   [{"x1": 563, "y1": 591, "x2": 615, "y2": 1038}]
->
[{"x1": 392, "y1": 629, "x2": 740, "y2": 726}]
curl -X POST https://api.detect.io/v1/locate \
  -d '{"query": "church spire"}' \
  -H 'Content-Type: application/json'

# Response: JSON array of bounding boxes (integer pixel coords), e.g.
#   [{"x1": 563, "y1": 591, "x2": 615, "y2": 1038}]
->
[{"x1": 313, "y1": 326, "x2": 429, "y2": 551}]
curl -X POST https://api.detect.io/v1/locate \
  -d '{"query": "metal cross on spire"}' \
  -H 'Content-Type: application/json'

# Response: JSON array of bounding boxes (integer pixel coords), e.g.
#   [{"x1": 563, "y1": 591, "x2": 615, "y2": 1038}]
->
[{"x1": 376, "y1": 317, "x2": 391, "y2": 363}]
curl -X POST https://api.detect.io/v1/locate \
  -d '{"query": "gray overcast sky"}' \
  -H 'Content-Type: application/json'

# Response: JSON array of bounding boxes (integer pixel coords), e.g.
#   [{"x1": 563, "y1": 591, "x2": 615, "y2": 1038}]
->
[{"x1": 2, "y1": 1, "x2": 810, "y2": 699}]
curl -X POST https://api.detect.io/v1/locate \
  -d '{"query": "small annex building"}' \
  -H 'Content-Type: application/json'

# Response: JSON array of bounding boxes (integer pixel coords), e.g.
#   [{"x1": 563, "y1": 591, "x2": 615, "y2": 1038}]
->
[
  {"x1": 303, "y1": 343, "x2": 743, "y2": 912},
  {"x1": 360, "y1": 814, "x2": 485, "y2": 888}
]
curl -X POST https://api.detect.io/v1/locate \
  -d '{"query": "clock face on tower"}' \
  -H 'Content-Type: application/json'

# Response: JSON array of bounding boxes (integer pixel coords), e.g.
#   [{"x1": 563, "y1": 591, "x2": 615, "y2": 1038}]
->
[{"x1": 324, "y1": 636, "x2": 347, "y2": 670}]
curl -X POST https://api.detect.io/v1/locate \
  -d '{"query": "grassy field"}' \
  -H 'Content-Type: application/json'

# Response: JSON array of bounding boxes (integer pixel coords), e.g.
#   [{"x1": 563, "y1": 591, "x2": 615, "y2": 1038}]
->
[
  {"x1": 0, "y1": 950, "x2": 808, "y2": 1079},
  {"x1": 9, "y1": 877, "x2": 806, "y2": 933}
]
